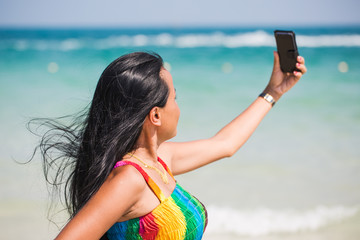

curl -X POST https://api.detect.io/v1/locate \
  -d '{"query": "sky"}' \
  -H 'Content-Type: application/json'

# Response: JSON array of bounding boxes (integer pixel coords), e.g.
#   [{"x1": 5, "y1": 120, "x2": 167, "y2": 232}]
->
[{"x1": 0, "y1": 0, "x2": 360, "y2": 27}]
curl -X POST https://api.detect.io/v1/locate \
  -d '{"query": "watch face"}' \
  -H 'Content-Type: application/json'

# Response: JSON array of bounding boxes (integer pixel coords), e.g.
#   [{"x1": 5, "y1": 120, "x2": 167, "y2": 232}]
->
[
  {"x1": 264, "y1": 94, "x2": 274, "y2": 102},
  {"x1": 259, "y1": 93, "x2": 275, "y2": 106}
]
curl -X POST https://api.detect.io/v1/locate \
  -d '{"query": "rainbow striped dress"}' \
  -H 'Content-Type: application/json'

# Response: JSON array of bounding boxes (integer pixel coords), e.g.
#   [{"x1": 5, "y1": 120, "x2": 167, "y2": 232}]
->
[{"x1": 106, "y1": 158, "x2": 208, "y2": 240}]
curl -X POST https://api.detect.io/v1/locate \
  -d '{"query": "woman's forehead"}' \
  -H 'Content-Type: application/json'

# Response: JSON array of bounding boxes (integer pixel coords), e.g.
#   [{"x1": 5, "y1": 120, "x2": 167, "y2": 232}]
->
[{"x1": 160, "y1": 68, "x2": 174, "y2": 89}]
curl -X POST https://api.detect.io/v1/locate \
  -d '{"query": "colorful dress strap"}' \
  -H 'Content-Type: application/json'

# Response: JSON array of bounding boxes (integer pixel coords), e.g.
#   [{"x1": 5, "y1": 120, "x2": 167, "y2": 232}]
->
[
  {"x1": 157, "y1": 157, "x2": 175, "y2": 181},
  {"x1": 113, "y1": 160, "x2": 166, "y2": 202}
]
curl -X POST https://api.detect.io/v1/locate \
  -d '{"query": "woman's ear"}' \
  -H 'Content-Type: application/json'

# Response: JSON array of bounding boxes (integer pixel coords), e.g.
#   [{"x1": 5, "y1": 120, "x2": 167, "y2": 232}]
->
[{"x1": 148, "y1": 107, "x2": 161, "y2": 126}]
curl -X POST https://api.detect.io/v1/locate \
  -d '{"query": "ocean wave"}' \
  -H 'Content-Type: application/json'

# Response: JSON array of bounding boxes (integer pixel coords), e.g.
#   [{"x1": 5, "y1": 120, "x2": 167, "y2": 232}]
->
[
  {"x1": 206, "y1": 205, "x2": 359, "y2": 236},
  {"x1": 2, "y1": 31, "x2": 360, "y2": 51}
]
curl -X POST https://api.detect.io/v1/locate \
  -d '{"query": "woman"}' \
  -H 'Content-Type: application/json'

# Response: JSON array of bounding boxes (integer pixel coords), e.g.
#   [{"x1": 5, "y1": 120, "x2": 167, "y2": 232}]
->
[{"x1": 35, "y1": 51, "x2": 306, "y2": 239}]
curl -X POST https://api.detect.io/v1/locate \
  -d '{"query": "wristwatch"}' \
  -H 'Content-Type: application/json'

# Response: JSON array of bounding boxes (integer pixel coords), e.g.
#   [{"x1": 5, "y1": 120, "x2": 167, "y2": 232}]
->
[{"x1": 259, "y1": 92, "x2": 276, "y2": 106}]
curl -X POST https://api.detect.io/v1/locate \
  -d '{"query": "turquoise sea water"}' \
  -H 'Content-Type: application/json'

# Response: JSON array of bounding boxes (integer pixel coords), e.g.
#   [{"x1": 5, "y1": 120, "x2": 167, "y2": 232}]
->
[{"x1": 1, "y1": 27, "x2": 360, "y2": 239}]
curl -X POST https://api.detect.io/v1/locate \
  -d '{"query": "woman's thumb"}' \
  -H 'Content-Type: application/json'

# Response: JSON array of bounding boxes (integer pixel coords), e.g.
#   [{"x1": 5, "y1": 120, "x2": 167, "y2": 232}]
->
[{"x1": 273, "y1": 51, "x2": 281, "y2": 70}]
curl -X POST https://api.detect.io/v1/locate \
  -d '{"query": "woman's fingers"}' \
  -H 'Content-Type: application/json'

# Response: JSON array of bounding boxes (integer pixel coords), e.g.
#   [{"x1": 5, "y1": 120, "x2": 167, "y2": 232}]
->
[
  {"x1": 293, "y1": 70, "x2": 303, "y2": 78},
  {"x1": 294, "y1": 56, "x2": 307, "y2": 76},
  {"x1": 297, "y1": 55, "x2": 305, "y2": 64}
]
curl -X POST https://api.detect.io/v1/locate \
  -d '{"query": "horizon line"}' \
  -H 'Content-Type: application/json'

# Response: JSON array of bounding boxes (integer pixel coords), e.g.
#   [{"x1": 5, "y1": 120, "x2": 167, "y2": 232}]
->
[{"x1": 1, "y1": 22, "x2": 360, "y2": 30}]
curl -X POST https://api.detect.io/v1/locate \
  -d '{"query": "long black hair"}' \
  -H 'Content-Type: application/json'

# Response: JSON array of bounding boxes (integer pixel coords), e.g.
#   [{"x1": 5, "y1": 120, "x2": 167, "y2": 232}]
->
[{"x1": 29, "y1": 52, "x2": 169, "y2": 223}]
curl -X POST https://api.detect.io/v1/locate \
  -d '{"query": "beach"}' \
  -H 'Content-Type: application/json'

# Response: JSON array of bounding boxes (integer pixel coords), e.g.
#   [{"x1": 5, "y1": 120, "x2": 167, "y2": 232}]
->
[{"x1": 1, "y1": 27, "x2": 360, "y2": 239}]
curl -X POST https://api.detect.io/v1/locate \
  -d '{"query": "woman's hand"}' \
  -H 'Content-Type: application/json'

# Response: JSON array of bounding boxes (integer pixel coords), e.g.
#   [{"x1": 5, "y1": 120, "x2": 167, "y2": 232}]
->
[{"x1": 263, "y1": 51, "x2": 307, "y2": 101}]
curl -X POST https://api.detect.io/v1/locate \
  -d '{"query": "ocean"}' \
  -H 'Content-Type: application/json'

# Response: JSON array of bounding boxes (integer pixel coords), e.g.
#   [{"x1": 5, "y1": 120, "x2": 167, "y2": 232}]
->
[{"x1": 0, "y1": 26, "x2": 360, "y2": 239}]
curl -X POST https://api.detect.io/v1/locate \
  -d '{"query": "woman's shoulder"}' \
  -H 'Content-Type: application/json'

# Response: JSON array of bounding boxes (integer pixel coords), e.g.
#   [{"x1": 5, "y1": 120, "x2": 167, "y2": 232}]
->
[{"x1": 104, "y1": 163, "x2": 147, "y2": 197}]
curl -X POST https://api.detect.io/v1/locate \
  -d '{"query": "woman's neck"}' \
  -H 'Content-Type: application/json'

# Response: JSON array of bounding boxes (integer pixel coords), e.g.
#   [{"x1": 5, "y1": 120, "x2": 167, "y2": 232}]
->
[{"x1": 132, "y1": 126, "x2": 161, "y2": 164}]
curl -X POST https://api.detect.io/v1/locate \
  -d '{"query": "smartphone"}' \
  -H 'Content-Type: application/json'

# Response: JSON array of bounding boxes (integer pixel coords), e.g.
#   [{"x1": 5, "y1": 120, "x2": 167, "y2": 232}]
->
[{"x1": 274, "y1": 30, "x2": 299, "y2": 73}]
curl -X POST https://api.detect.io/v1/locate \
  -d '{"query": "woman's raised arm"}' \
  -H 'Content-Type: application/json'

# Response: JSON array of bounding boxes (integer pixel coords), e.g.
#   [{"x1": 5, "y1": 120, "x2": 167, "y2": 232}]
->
[{"x1": 159, "y1": 52, "x2": 307, "y2": 175}]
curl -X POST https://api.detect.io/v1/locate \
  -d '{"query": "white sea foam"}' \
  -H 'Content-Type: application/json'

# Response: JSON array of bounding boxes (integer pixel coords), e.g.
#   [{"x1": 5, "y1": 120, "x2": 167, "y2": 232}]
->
[
  {"x1": 206, "y1": 205, "x2": 359, "y2": 236},
  {"x1": 59, "y1": 38, "x2": 82, "y2": 51},
  {"x1": 4, "y1": 31, "x2": 360, "y2": 51},
  {"x1": 297, "y1": 34, "x2": 360, "y2": 47},
  {"x1": 155, "y1": 33, "x2": 174, "y2": 46}
]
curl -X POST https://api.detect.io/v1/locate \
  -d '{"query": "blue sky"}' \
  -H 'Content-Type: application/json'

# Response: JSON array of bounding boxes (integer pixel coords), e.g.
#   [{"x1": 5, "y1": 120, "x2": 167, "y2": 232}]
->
[{"x1": 0, "y1": 0, "x2": 359, "y2": 27}]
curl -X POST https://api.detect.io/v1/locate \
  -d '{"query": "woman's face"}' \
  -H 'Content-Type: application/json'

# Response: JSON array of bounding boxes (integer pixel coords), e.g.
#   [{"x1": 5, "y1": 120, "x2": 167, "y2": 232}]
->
[{"x1": 158, "y1": 68, "x2": 180, "y2": 141}]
